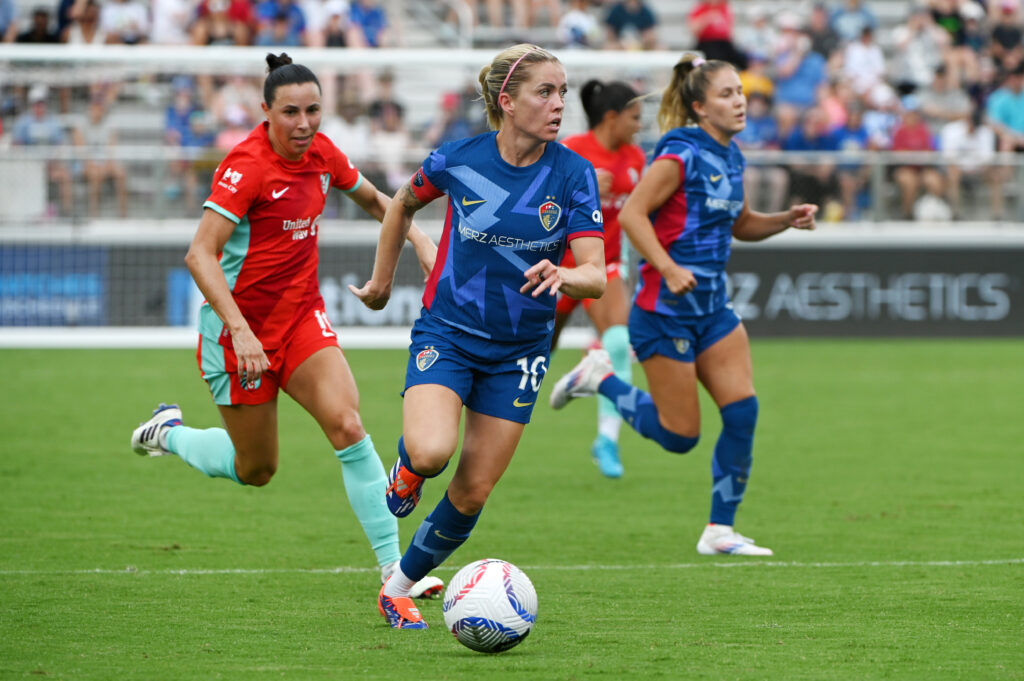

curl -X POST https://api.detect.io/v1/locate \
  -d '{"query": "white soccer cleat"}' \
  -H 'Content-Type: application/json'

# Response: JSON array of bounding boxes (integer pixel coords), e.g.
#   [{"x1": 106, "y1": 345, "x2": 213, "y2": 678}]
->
[
  {"x1": 130, "y1": 403, "x2": 183, "y2": 457},
  {"x1": 549, "y1": 349, "x2": 614, "y2": 409},
  {"x1": 696, "y1": 523, "x2": 774, "y2": 556},
  {"x1": 381, "y1": 561, "x2": 444, "y2": 600}
]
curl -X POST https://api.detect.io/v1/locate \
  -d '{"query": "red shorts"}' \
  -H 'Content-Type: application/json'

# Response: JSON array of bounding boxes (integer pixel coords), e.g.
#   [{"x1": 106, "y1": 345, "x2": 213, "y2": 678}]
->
[
  {"x1": 555, "y1": 261, "x2": 622, "y2": 316},
  {"x1": 197, "y1": 306, "x2": 342, "y2": 406}
]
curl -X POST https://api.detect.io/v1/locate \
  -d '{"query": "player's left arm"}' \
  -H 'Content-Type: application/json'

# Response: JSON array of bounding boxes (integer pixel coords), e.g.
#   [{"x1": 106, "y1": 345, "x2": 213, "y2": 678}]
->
[
  {"x1": 732, "y1": 199, "x2": 819, "y2": 241},
  {"x1": 347, "y1": 176, "x2": 437, "y2": 278}
]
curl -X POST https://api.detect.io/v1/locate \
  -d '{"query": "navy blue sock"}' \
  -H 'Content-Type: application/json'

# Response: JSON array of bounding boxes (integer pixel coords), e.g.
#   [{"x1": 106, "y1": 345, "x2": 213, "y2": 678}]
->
[
  {"x1": 400, "y1": 492, "x2": 480, "y2": 581},
  {"x1": 710, "y1": 396, "x2": 759, "y2": 526},
  {"x1": 597, "y1": 375, "x2": 699, "y2": 454},
  {"x1": 398, "y1": 436, "x2": 447, "y2": 478}
]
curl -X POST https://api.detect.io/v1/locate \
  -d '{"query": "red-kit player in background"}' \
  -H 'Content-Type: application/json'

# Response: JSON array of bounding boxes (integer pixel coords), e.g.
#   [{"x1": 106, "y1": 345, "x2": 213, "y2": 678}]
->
[
  {"x1": 552, "y1": 79, "x2": 645, "y2": 479},
  {"x1": 130, "y1": 52, "x2": 443, "y2": 598}
]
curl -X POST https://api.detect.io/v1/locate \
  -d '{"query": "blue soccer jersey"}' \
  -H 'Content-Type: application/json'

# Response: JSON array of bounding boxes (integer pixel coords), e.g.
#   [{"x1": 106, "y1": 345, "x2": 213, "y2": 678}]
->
[
  {"x1": 634, "y1": 126, "x2": 746, "y2": 319},
  {"x1": 410, "y1": 132, "x2": 603, "y2": 343}
]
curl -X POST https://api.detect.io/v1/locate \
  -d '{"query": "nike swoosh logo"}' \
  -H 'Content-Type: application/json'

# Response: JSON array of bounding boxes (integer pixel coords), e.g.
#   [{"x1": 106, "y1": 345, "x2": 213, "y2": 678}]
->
[
  {"x1": 709, "y1": 174, "x2": 723, "y2": 182},
  {"x1": 272, "y1": 187, "x2": 289, "y2": 199},
  {"x1": 434, "y1": 530, "x2": 459, "y2": 541},
  {"x1": 513, "y1": 397, "x2": 534, "y2": 407},
  {"x1": 462, "y1": 197, "x2": 485, "y2": 206}
]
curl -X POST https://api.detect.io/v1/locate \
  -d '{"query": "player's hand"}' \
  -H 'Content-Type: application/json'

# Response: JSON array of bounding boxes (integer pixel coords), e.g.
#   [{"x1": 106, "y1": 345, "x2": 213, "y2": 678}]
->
[
  {"x1": 521, "y1": 259, "x2": 561, "y2": 298},
  {"x1": 787, "y1": 203, "x2": 818, "y2": 230},
  {"x1": 348, "y1": 279, "x2": 392, "y2": 310},
  {"x1": 663, "y1": 263, "x2": 697, "y2": 296},
  {"x1": 231, "y1": 327, "x2": 269, "y2": 390}
]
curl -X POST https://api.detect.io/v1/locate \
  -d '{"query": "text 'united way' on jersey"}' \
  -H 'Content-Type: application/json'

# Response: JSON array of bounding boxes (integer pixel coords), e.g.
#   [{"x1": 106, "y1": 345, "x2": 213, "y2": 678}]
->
[
  {"x1": 411, "y1": 132, "x2": 603, "y2": 342},
  {"x1": 634, "y1": 126, "x2": 746, "y2": 319}
]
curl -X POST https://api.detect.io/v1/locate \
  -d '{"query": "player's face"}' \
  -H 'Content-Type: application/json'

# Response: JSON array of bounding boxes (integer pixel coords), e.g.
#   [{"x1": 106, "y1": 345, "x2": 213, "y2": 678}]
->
[
  {"x1": 506, "y1": 61, "x2": 567, "y2": 142},
  {"x1": 610, "y1": 101, "x2": 642, "y2": 147},
  {"x1": 693, "y1": 68, "x2": 746, "y2": 145},
  {"x1": 262, "y1": 81, "x2": 322, "y2": 161}
]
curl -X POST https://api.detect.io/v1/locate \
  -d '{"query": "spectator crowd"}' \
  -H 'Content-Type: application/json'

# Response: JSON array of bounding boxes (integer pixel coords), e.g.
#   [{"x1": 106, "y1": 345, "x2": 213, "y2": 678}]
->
[{"x1": 2, "y1": 0, "x2": 1023, "y2": 221}]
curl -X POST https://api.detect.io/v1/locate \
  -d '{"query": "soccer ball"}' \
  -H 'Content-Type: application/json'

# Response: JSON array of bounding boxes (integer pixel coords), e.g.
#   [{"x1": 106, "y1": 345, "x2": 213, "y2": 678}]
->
[{"x1": 442, "y1": 558, "x2": 538, "y2": 653}]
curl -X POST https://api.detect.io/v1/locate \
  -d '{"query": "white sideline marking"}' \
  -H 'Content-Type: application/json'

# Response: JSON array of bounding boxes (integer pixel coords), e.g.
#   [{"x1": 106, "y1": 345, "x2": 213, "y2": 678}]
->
[{"x1": 1, "y1": 558, "x2": 1021, "y2": 576}]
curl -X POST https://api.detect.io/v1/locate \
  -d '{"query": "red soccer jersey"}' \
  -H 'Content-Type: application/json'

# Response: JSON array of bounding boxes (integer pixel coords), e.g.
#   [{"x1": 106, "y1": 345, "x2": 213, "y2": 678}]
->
[
  {"x1": 561, "y1": 131, "x2": 645, "y2": 266},
  {"x1": 199, "y1": 122, "x2": 360, "y2": 349}
]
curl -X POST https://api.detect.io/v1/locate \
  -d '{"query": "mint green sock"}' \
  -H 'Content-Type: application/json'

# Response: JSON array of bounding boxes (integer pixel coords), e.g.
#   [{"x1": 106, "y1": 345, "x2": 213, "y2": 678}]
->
[
  {"x1": 336, "y1": 435, "x2": 401, "y2": 567},
  {"x1": 598, "y1": 325, "x2": 633, "y2": 437},
  {"x1": 165, "y1": 426, "x2": 241, "y2": 484}
]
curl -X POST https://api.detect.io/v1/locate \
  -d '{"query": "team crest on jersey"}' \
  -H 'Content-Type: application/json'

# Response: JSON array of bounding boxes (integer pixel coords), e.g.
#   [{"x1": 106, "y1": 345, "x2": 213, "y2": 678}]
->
[
  {"x1": 320, "y1": 173, "x2": 330, "y2": 195},
  {"x1": 416, "y1": 346, "x2": 440, "y2": 371},
  {"x1": 672, "y1": 338, "x2": 691, "y2": 355},
  {"x1": 216, "y1": 166, "x2": 243, "y2": 193},
  {"x1": 538, "y1": 197, "x2": 561, "y2": 232}
]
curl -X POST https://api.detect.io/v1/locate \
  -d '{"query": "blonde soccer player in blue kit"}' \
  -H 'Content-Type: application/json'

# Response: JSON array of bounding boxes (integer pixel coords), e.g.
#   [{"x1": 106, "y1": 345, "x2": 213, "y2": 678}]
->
[{"x1": 350, "y1": 43, "x2": 606, "y2": 629}]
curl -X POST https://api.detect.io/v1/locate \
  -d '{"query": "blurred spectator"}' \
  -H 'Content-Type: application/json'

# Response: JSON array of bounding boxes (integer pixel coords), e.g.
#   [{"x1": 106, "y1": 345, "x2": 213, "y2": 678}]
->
[
  {"x1": 299, "y1": 0, "x2": 346, "y2": 46},
  {"x1": 735, "y1": 5, "x2": 779, "y2": 64},
  {"x1": 890, "y1": 96, "x2": 948, "y2": 220},
  {"x1": 254, "y1": 0, "x2": 307, "y2": 46},
  {"x1": 368, "y1": 100, "x2": 410, "y2": 192},
  {"x1": 191, "y1": 0, "x2": 252, "y2": 45},
  {"x1": 960, "y1": 2, "x2": 988, "y2": 60},
  {"x1": 209, "y1": 74, "x2": 262, "y2": 131},
  {"x1": 919, "y1": 64, "x2": 972, "y2": 133},
  {"x1": 323, "y1": 0, "x2": 349, "y2": 45},
  {"x1": 940, "y1": 107, "x2": 1002, "y2": 218},
  {"x1": 74, "y1": 94, "x2": 128, "y2": 217},
  {"x1": 17, "y1": 7, "x2": 60, "y2": 42},
  {"x1": 985, "y1": 62, "x2": 1024, "y2": 151},
  {"x1": 689, "y1": 0, "x2": 746, "y2": 68},
  {"x1": 806, "y1": 2, "x2": 839, "y2": 60},
  {"x1": 321, "y1": 89, "x2": 371, "y2": 165},
  {"x1": 99, "y1": 0, "x2": 150, "y2": 44},
  {"x1": 818, "y1": 75, "x2": 854, "y2": 129},
  {"x1": 831, "y1": 104, "x2": 872, "y2": 219},
  {"x1": 990, "y1": 0, "x2": 1024, "y2": 74},
  {"x1": 346, "y1": 0, "x2": 389, "y2": 47},
  {"x1": 62, "y1": 0, "x2": 106, "y2": 43},
  {"x1": 424, "y1": 90, "x2": 476, "y2": 147},
  {"x1": 890, "y1": 4, "x2": 949, "y2": 93},
  {"x1": 734, "y1": 92, "x2": 788, "y2": 213},
  {"x1": 473, "y1": 0, "x2": 560, "y2": 29},
  {"x1": 557, "y1": 0, "x2": 601, "y2": 48},
  {"x1": 214, "y1": 103, "x2": 253, "y2": 151},
  {"x1": 863, "y1": 82, "x2": 902, "y2": 149},
  {"x1": 841, "y1": 25, "x2": 886, "y2": 97},
  {"x1": 739, "y1": 52, "x2": 774, "y2": 101},
  {"x1": 0, "y1": 0, "x2": 18, "y2": 42},
  {"x1": 603, "y1": 0, "x2": 658, "y2": 50},
  {"x1": 929, "y1": 0, "x2": 980, "y2": 85},
  {"x1": 781, "y1": 106, "x2": 838, "y2": 209},
  {"x1": 149, "y1": 0, "x2": 195, "y2": 44},
  {"x1": 773, "y1": 13, "x2": 827, "y2": 137},
  {"x1": 829, "y1": 0, "x2": 876, "y2": 44},
  {"x1": 12, "y1": 85, "x2": 74, "y2": 216},
  {"x1": 163, "y1": 76, "x2": 214, "y2": 205}
]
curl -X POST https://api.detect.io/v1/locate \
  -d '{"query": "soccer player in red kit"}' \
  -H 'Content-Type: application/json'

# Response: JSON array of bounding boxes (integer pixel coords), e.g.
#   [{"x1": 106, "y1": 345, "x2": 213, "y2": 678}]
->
[
  {"x1": 131, "y1": 53, "x2": 442, "y2": 597},
  {"x1": 552, "y1": 79, "x2": 645, "y2": 478}
]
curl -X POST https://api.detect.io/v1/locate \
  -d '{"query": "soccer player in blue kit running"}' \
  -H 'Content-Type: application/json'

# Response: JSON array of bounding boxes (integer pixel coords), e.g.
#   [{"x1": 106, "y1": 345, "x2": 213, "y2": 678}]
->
[
  {"x1": 550, "y1": 54, "x2": 818, "y2": 556},
  {"x1": 350, "y1": 44, "x2": 606, "y2": 629}
]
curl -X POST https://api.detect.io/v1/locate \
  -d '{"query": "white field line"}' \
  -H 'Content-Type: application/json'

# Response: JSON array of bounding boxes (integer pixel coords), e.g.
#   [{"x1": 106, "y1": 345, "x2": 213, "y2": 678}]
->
[{"x1": 0, "y1": 558, "x2": 1022, "y2": 577}]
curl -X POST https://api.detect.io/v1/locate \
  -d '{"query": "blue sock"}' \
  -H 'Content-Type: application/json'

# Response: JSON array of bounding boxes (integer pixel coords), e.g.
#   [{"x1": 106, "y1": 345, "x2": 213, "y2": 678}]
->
[
  {"x1": 398, "y1": 436, "x2": 447, "y2": 478},
  {"x1": 399, "y1": 492, "x2": 479, "y2": 581},
  {"x1": 165, "y1": 426, "x2": 241, "y2": 484},
  {"x1": 336, "y1": 435, "x2": 401, "y2": 567},
  {"x1": 597, "y1": 377, "x2": 699, "y2": 454},
  {"x1": 597, "y1": 325, "x2": 632, "y2": 439},
  {"x1": 709, "y1": 396, "x2": 758, "y2": 526}
]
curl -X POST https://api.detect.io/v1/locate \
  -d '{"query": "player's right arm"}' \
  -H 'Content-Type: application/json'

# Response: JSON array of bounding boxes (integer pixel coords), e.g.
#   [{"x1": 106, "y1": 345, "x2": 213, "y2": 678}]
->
[
  {"x1": 184, "y1": 209, "x2": 268, "y2": 388},
  {"x1": 349, "y1": 181, "x2": 433, "y2": 310},
  {"x1": 619, "y1": 158, "x2": 696, "y2": 296}
]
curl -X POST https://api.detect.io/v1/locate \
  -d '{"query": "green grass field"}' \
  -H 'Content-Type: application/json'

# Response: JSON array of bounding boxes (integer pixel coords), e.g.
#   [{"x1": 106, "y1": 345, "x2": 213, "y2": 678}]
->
[{"x1": 1, "y1": 341, "x2": 1022, "y2": 680}]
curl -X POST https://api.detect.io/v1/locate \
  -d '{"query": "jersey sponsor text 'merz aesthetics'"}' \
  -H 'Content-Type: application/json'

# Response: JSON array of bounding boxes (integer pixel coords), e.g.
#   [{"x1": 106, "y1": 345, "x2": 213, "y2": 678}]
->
[
  {"x1": 411, "y1": 132, "x2": 603, "y2": 342},
  {"x1": 199, "y1": 122, "x2": 362, "y2": 349}
]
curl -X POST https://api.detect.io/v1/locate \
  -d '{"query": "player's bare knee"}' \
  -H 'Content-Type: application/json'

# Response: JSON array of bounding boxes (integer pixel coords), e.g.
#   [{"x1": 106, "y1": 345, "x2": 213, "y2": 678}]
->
[
  {"x1": 326, "y1": 410, "x2": 366, "y2": 451},
  {"x1": 404, "y1": 439, "x2": 454, "y2": 477},
  {"x1": 238, "y1": 461, "x2": 277, "y2": 486}
]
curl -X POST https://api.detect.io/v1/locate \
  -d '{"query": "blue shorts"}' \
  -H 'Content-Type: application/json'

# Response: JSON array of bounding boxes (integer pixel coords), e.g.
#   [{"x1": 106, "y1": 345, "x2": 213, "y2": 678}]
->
[
  {"x1": 628, "y1": 304, "x2": 741, "y2": 363},
  {"x1": 404, "y1": 313, "x2": 552, "y2": 424}
]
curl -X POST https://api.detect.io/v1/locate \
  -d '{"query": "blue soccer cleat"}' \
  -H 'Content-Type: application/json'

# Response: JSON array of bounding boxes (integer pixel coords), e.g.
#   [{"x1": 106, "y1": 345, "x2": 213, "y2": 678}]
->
[{"x1": 591, "y1": 434, "x2": 624, "y2": 478}]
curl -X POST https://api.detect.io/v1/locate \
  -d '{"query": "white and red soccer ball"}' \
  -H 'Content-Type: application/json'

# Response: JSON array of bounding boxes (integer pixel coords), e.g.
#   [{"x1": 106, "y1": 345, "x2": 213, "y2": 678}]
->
[{"x1": 442, "y1": 558, "x2": 538, "y2": 653}]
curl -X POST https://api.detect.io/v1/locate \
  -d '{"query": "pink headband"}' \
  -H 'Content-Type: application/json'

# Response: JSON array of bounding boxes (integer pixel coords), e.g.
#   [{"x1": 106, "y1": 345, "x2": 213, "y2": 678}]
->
[
  {"x1": 692, "y1": 57, "x2": 706, "y2": 67},
  {"x1": 499, "y1": 50, "x2": 534, "y2": 98}
]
